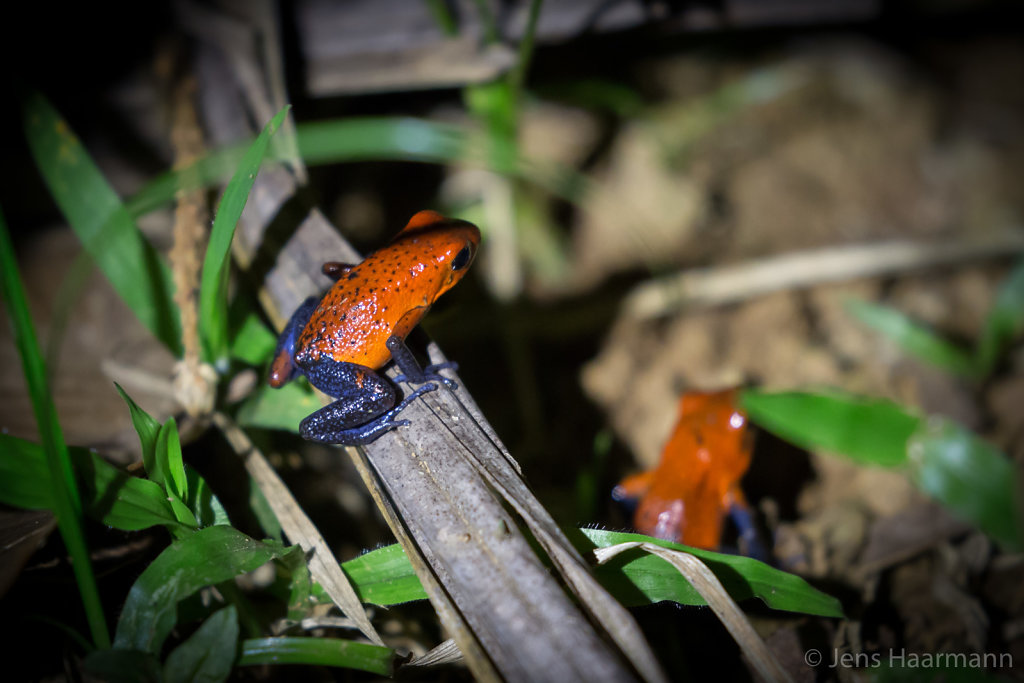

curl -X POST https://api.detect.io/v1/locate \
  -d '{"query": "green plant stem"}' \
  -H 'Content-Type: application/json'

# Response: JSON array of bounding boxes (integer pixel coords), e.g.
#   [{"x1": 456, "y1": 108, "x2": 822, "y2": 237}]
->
[
  {"x1": 425, "y1": 0, "x2": 458, "y2": 36},
  {"x1": 508, "y1": 0, "x2": 543, "y2": 97},
  {"x1": 0, "y1": 205, "x2": 110, "y2": 649},
  {"x1": 472, "y1": 0, "x2": 499, "y2": 44}
]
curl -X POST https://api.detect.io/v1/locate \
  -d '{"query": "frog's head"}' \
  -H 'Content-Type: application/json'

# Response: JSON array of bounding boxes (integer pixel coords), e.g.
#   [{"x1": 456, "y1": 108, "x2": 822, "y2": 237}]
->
[{"x1": 397, "y1": 210, "x2": 481, "y2": 299}]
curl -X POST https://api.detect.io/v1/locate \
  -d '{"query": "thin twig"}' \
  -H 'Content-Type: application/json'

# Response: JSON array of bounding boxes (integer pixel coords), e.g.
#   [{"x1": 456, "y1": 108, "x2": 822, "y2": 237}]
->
[{"x1": 624, "y1": 231, "x2": 1024, "y2": 319}]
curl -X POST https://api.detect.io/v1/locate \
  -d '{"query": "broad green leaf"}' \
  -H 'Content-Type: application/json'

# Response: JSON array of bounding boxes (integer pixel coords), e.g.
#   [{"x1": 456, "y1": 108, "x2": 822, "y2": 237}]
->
[
  {"x1": 163, "y1": 605, "x2": 239, "y2": 683},
  {"x1": 113, "y1": 525, "x2": 290, "y2": 654},
  {"x1": 339, "y1": 543, "x2": 428, "y2": 606},
  {"x1": 977, "y1": 258, "x2": 1024, "y2": 375},
  {"x1": 0, "y1": 433, "x2": 53, "y2": 509},
  {"x1": 230, "y1": 313, "x2": 278, "y2": 365},
  {"x1": 845, "y1": 299, "x2": 979, "y2": 378},
  {"x1": 22, "y1": 92, "x2": 182, "y2": 355},
  {"x1": 907, "y1": 418, "x2": 1024, "y2": 551},
  {"x1": 0, "y1": 434, "x2": 187, "y2": 532},
  {"x1": 155, "y1": 418, "x2": 188, "y2": 501},
  {"x1": 185, "y1": 466, "x2": 231, "y2": 528},
  {"x1": 579, "y1": 529, "x2": 844, "y2": 618},
  {"x1": 236, "y1": 380, "x2": 318, "y2": 432},
  {"x1": 238, "y1": 637, "x2": 393, "y2": 675},
  {"x1": 199, "y1": 106, "x2": 289, "y2": 364},
  {"x1": 741, "y1": 390, "x2": 921, "y2": 467},
  {"x1": 114, "y1": 383, "x2": 161, "y2": 477},
  {"x1": 84, "y1": 649, "x2": 162, "y2": 683},
  {"x1": 75, "y1": 446, "x2": 188, "y2": 532}
]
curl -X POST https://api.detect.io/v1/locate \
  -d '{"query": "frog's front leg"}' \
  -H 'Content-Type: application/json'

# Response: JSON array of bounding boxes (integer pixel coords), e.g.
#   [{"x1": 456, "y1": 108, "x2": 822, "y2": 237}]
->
[
  {"x1": 301, "y1": 356, "x2": 437, "y2": 445},
  {"x1": 386, "y1": 335, "x2": 459, "y2": 390}
]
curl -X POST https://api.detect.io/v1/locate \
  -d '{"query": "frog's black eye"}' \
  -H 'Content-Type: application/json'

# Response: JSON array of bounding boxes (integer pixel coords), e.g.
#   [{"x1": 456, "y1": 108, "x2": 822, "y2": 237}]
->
[{"x1": 451, "y1": 243, "x2": 473, "y2": 271}]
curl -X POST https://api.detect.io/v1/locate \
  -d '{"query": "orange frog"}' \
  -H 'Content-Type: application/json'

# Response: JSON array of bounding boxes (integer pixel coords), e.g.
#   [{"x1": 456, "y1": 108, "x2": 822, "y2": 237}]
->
[
  {"x1": 613, "y1": 389, "x2": 760, "y2": 554},
  {"x1": 269, "y1": 210, "x2": 480, "y2": 445}
]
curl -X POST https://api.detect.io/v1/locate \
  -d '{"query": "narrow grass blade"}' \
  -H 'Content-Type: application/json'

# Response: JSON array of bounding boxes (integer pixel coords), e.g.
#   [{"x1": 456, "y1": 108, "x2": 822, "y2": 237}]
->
[
  {"x1": 163, "y1": 605, "x2": 238, "y2": 683},
  {"x1": 0, "y1": 205, "x2": 110, "y2": 648},
  {"x1": 113, "y1": 525, "x2": 289, "y2": 654},
  {"x1": 22, "y1": 92, "x2": 182, "y2": 355},
  {"x1": 238, "y1": 637, "x2": 394, "y2": 675},
  {"x1": 846, "y1": 298, "x2": 979, "y2": 378},
  {"x1": 907, "y1": 418, "x2": 1024, "y2": 551},
  {"x1": 976, "y1": 258, "x2": 1024, "y2": 375},
  {"x1": 156, "y1": 418, "x2": 188, "y2": 501},
  {"x1": 741, "y1": 389, "x2": 921, "y2": 467},
  {"x1": 199, "y1": 106, "x2": 289, "y2": 364},
  {"x1": 125, "y1": 117, "x2": 590, "y2": 217}
]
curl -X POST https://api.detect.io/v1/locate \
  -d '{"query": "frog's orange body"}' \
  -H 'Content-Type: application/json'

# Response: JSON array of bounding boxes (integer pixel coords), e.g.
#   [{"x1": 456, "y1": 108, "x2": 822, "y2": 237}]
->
[{"x1": 614, "y1": 389, "x2": 753, "y2": 549}]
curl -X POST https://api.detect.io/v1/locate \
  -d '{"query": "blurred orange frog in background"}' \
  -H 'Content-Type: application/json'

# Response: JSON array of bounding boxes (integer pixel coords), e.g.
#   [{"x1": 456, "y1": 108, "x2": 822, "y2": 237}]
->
[{"x1": 613, "y1": 388, "x2": 761, "y2": 555}]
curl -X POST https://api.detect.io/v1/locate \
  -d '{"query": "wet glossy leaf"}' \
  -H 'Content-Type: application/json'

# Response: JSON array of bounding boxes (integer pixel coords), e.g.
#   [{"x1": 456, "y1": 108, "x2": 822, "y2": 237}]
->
[
  {"x1": 185, "y1": 466, "x2": 230, "y2": 528},
  {"x1": 741, "y1": 389, "x2": 921, "y2": 467},
  {"x1": 907, "y1": 418, "x2": 1024, "y2": 551},
  {"x1": 113, "y1": 525, "x2": 289, "y2": 654},
  {"x1": 163, "y1": 605, "x2": 239, "y2": 683}
]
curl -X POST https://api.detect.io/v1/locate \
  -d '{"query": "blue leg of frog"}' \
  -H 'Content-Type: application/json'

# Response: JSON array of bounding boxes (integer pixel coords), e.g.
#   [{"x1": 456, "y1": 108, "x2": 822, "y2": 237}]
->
[
  {"x1": 300, "y1": 356, "x2": 436, "y2": 445},
  {"x1": 387, "y1": 336, "x2": 459, "y2": 390}
]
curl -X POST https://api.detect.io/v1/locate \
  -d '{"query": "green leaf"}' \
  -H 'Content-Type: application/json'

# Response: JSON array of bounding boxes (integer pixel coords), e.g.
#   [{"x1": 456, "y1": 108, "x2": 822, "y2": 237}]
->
[
  {"x1": 22, "y1": 92, "x2": 182, "y2": 355},
  {"x1": 115, "y1": 383, "x2": 162, "y2": 477},
  {"x1": 330, "y1": 530, "x2": 842, "y2": 618},
  {"x1": 238, "y1": 637, "x2": 393, "y2": 675},
  {"x1": 338, "y1": 544, "x2": 428, "y2": 606},
  {"x1": 84, "y1": 649, "x2": 163, "y2": 683},
  {"x1": 155, "y1": 418, "x2": 188, "y2": 501},
  {"x1": 125, "y1": 117, "x2": 588, "y2": 217},
  {"x1": 845, "y1": 298, "x2": 979, "y2": 378},
  {"x1": 907, "y1": 418, "x2": 1024, "y2": 551},
  {"x1": 741, "y1": 389, "x2": 921, "y2": 467},
  {"x1": 0, "y1": 434, "x2": 188, "y2": 531},
  {"x1": 0, "y1": 204, "x2": 109, "y2": 648},
  {"x1": 248, "y1": 476, "x2": 283, "y2": 542},
  {"x1": 162, "y1": 605, "x2": 239, "y2": 683},
  {"x1": 230, "y1": 313, "x2": 278, "y2": 365},
  {"x1": 199, "y1": 106, "x2": 289, "y2": 364},
  {"x1": 184, "y1": 466, "x2": 231, "y2": 528},
  {"x1": 74, "y1": 446, "x2": 189, "y2": 532},
  {"x1": 578, "y1": 529, "x2": 844, "y2": 618},
  {"x1": 976, "y1": 258, "x2": 1024, "y2": 375},
  {"x1": 236, "y1": 380, "x2": 318, "y2": 432},
  {"x1": 113, "y1": 526, "x2": 290, "y2": 654}
]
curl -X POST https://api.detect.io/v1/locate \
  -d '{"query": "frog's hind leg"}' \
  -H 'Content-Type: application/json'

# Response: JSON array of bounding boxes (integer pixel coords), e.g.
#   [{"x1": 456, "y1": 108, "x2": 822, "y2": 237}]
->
[
  {"x1": 301, "y1": 359, "x2": 437, "y2": 445},
  {"x1": 269, "y1": 296, "x2": 320, "y2": 387}
]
